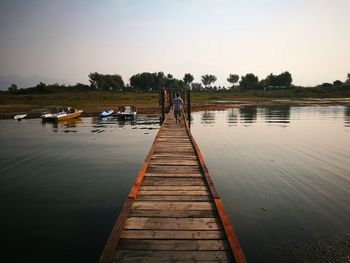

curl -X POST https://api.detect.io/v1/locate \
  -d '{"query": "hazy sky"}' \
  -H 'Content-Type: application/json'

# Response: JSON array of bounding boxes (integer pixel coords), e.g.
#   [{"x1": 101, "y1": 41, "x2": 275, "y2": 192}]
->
[{"x1": 0, "y1": 0, "x2": 349, "y2": 87}]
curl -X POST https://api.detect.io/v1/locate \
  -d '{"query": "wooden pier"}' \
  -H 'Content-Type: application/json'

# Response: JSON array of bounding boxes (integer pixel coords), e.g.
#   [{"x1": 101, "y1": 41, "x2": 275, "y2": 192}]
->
[{"x1": 99, "y1": 109, "x2": 246, "y2": 263}]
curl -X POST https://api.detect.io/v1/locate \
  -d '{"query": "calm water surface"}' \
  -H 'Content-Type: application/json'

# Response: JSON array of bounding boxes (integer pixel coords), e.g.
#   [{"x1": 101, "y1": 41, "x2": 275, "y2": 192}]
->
[
  {"x1": 191, "y1": 105, "x2": 350, "y2": 262},
  {"x1": 1, "y1": 106, "x2": 350, "y2": 262},
  {"x1": 0, "y1": 116, "x2": 159, "y2": 263}
]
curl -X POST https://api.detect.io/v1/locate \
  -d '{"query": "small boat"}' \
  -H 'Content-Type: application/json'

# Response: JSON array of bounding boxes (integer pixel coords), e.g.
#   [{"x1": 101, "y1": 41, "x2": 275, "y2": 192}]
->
[
  {"x1": 14, "y1": 113, "x2": 27, "y2": 121},
  {"x1": 41, "y1": 107, "x2": 83, "y2": 122},
  {"x1": 100, "y1": 109, "x2": 114, "y2": 118},
  {"x1": 116, "y1": 106, "x2": 137, "y2": 119}
]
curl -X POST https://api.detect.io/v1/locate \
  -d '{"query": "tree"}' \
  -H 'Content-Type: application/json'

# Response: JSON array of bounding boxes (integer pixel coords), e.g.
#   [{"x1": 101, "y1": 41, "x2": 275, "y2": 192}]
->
[
  {"x1": 266, "y1": 71, "x2": 292, "y2": 87},
  {"x1": 201, "y1": 74, "x2": 217, "y2": 88},
  {"x1": 227, "y1": 74, "x2": 239, "y2": 88},
  {"x1": 333, "y1": 80, "x2": 343, "y2": 86},
  {"x1": 130, "y1": 72, "x2": 155, "y2": 91},
  {"x1": 129, "y1": 72, "x2": 183, "y2": 91},
  {"x1": 89, "y1": 72, "x2": 124, "y2": 91},
  {"x1": 239, "y1": 73, "x2": 259, "y2": 89},
  {"x1": 183, "y1": 73, "x2": 194, "y2": 86},
  {"x1": 347, "y1": 73, "x2": 350, "y2": 84},
  {"x1": 8, "y1": 83, "x2": 18, "y2": 93}
]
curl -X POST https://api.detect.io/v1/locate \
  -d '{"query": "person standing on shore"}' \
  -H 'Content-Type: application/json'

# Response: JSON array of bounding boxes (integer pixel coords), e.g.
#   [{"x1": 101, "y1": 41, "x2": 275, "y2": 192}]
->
[{"x1": 173, "y1": 92, "x2": 184, "y2": 124}]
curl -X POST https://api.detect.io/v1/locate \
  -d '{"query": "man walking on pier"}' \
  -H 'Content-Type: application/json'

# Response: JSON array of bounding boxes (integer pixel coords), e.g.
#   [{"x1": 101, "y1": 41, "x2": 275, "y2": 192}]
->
[{"x1": 173, "y1": 92, "x2": 184, "y2": 124}]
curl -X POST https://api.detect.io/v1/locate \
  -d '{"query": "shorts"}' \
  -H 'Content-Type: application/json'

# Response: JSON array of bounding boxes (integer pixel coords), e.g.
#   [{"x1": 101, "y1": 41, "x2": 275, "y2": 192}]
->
[{"x1": 174, "y1": 109, "x2": 181, "y2": 117}]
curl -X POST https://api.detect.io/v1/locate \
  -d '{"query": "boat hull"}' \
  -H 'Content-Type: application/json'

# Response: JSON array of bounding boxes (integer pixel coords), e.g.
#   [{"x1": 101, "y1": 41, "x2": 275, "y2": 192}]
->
[
  {"x1": 57, "y1": 111, "x2": 83, "y2": 121},
  {"x1": 42, "y1": 110, "x2": 83, "y2": 122}
]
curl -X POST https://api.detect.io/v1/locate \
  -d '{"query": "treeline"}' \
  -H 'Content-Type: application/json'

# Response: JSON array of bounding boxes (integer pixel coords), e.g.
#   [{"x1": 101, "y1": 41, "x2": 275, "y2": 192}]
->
[{"x1": 4, "y1": 71, "x2": 350, "y2": 94}]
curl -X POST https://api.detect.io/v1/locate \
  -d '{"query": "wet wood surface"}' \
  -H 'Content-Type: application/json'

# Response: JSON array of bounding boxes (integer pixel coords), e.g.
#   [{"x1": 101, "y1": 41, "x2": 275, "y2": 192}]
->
[{"x1": 99, "y1": 110, "x2": 246, "y2": 263}]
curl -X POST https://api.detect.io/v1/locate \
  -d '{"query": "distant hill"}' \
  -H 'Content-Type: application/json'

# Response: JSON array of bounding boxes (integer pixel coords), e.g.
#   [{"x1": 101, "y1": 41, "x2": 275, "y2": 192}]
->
[{"x1": 0, "y1": 75, "x2": 70, "y2": 90}]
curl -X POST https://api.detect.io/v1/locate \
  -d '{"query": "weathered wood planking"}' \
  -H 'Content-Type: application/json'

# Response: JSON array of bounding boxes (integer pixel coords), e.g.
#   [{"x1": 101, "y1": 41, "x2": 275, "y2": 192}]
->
[{"x1": 99, "y1": 109, "x2": 246, "y2": 263}]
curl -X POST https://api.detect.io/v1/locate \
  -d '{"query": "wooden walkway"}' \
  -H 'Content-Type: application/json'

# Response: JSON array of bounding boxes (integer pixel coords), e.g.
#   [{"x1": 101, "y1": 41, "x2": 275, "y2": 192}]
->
[{"x1": 99, "y1": 110, "x2": 246, "y2": 263}]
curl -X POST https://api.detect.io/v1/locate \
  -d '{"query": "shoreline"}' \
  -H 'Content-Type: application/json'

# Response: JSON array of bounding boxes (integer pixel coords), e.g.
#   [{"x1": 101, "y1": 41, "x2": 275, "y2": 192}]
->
[{"x1": 1, "y1": 98, "x2": 349, "y2": 119}]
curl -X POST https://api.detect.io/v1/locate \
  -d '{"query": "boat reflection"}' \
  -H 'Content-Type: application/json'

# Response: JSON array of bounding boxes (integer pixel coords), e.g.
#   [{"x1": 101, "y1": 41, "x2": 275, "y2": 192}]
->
[
  {"x1": 92, "y1": 115, "x2": 160, "y2": 128},
  {"x1": 41, "y1": 118, "x2": 82, "y2": 130}
]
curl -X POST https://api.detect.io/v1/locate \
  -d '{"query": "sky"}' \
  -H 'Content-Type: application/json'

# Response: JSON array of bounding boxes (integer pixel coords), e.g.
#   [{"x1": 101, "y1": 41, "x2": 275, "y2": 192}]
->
[{"x1": 0, "y1": 0, "x2": 349, "y2": 88}]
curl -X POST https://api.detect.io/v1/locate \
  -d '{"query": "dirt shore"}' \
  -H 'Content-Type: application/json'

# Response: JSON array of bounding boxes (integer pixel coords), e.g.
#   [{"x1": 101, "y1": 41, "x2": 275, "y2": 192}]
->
[{"x1": 1, "y1": 98, "x2": 349, "y2": 119}]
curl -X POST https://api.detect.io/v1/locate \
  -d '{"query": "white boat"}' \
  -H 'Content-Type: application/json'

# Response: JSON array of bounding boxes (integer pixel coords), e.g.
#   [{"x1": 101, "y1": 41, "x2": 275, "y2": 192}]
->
[
  {"x1": 41, "y1": 107, "x2": 83, "y2": 122},
  {"x1": 116, "y1": 106, "x2": 137, "y2": 119},
  {"x1": 14, "y1": 114, "x2": 27, "y2": 121},
  {"x1": 100, "y1": 109, "x2": 114, "y2": 118}
]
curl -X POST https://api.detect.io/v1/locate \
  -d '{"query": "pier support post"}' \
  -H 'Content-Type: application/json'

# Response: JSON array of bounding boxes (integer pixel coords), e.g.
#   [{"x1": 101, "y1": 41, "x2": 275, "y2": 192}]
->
[
  {"x1": 187, "y1": 88, "x2": 191, "y2": 128},
  {"x1": 161, "y1": 88, "x2": 165, "y2": 123}
]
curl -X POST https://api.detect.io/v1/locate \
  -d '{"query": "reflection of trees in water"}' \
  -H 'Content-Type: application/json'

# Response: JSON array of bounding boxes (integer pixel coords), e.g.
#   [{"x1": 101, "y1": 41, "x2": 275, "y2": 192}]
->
[
  {"x1": 201, "y1": 111, "x2": 216, "y2": 124},
  {"x1": 239, "y1": 106, "x2": 257, "y2": 123},
  {"x1": 261, "y1": 105, "x2": 291, "y2": 124},
  {"x1": 227, "y1": 108, "x2": 239, "y2": 126},
  {"x1": 345, "y1": 106, "x2": 350, "y2": 127}
]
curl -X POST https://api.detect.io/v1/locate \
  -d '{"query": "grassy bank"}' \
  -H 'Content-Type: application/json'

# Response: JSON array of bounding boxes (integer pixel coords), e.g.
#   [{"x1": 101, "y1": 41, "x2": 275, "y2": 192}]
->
[{"x1": 1, "y1": 89, "x2": 350, "y2": 118}]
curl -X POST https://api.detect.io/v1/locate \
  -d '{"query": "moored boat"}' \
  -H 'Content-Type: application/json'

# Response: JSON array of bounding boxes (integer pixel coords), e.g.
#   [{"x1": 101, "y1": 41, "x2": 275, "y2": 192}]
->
[
  {"x1": 99, "y1": 109, "x2": 114, "y2": 118},
  {"x1": 116, "y1": 106, "x2": 137, "y2": 119},
  {"x1": 14, "y1": 113, "x2": 27, "y2": 121},
  {"x1": 41, "y1": 107, "x2": 83, "y2": 121}
]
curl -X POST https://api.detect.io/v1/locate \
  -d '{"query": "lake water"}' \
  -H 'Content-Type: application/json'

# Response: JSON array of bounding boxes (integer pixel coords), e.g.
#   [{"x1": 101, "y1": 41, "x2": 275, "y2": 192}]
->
[
  {"x1": 191, "y1": 105, "x2": 350, "y2": 262},
  {"x1": 0, "y1": 105, "x2": 349, "y2": 262},
  {"x1": 0, "y1": 116, "x2": 160, "y2": 263}
]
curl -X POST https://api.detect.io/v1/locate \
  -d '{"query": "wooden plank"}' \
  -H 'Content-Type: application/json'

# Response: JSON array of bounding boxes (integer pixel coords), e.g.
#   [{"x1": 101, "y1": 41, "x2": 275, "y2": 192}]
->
[
  {"x1": 147, "y1": 166, "x2": 201, "y2": 174},
  {"x1": 100, "y1": 109, "x2": 245, "y2": 263},
  {"x1": 114, "y1": 250, "x2": 233, "y2": 262},
  {"x1": 182, "y1": 109, "x2": 247, "y2": 263},
  {"x1": 155, "y1": 143, "x2": 192, "y2": 147},
  {"x1": 151, "y1": 155, "x2": 197, "y2": 159},
  {"x1": 142, "y1": 178, "x2": 206, "y2": 186},
  {"x1": 128, "y1": 209, "x2": 218, "y2": 218},
  {"x1": 120, "y1": 230, "x2": 225, "y2": 239},
  {"x1": 154, "y1": 147, "x2": 194, "y2": 152},
  {"x1": 118, "y1": 239, "x2": 229, "y2": 251},
  {"x1": 136, "y1": 195, "x2": 213, "y2": 201},
  {"x1": 145, "y1": 173, "x2": 201, "y2": 178},
  {"x1": 159, "y1": 137, "x2": 188, "y2": 140},
  {"x1": 215, "y1": 198, "x2": 247, "y2": 263},
  {"x1": 138, "y1": 190, "x2": 210, "y2": 196},
  {"x1": 98, "y1": 199, "x2": 133, "y2": 263},
  {"x1": 140, "y1": 186, "x2": 208, "y2": 191},
  {"x1": 149, "y1": 159, "x2": 198, "y2": 166},
  {"x1": 157, "y1": 139, "x2": 191, "y2": 142},
  {"x1": 131, "y1": 201, "x2": 215, "y2": 211},
  {"x1": 124, "y1": 217, "x2": 222, "y2": 230}
]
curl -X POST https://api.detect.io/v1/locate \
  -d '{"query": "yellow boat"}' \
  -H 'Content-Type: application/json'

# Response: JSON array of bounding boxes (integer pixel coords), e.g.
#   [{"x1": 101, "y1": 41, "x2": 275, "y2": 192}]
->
[{"x1": 41, "y1": 107, "x2": 83, "y2": 122}]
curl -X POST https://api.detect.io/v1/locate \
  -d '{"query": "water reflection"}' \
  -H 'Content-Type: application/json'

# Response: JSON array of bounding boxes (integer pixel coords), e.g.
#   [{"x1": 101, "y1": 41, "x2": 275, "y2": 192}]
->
[
  {"x1": 41, "y1": 115, "x2": 160, "y2": 133},
  {"x1": 260, "y1": 105, "x2": 290, "y2": 125},
  {"x1": 41, "y1": 118, "x2": 82, "y2": 132},
  {"x1": 345, "y1": 106, "x2": 350, "y2": 127},
  {"x1": 227, "y1": 108, "x2": 239, "y2": 126},
  {"x1": 0, "y1": 115, "x2": 160, "y2": 263},
  {"x1": 191, "y1": 105, "x2": 350, "y2": 262},
  {"x1": 239, "y1": 106, "x2": 257, "y2": 123},
  {"x1": 201, "y1": 111, "x2": 216, "y2": 124}
]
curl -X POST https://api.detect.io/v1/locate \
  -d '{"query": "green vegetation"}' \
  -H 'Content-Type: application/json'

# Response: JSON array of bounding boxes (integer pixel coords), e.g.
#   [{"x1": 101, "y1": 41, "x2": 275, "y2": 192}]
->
[
  {"x1": 88, "y1": 72, "x2": 124, "y2": 91},
  {"x1": 227, "y1": 74, "x2": 239, "y2": 88},
  {"x1": 239, "y1": 73, "x2": 259, "y2": 90},
  {"x1": 183, "y1": 73, "x2": 194, "y2": 86},
  {"x1": 201, "y1": 74, "x2": 217, "y2": 88},
  {"x1": 1, "y1": 71, "x2": 349, "y2": 116},
  {"x1": 129, "y1": 72, "x2": 187, "y2": 91}
]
